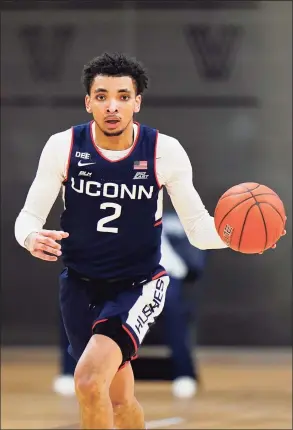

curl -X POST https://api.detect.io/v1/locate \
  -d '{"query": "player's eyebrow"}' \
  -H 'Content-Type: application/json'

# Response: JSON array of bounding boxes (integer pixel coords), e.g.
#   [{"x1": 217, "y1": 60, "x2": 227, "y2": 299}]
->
[
  {"x1": 94, "y1": 88, "x2": 131, "y2": 93},
  {"x1": 94, "y1": 88, "x2": 108, "y2": 93},
  {"x1": 117, "y1": 89, "x2": 131, "y2": 93}
]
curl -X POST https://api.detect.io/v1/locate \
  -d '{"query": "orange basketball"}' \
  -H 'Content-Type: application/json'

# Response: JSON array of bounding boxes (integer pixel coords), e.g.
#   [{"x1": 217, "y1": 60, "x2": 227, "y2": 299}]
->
[{"x1": 214, "y1": 183, "x2": 286, "y2": 254}]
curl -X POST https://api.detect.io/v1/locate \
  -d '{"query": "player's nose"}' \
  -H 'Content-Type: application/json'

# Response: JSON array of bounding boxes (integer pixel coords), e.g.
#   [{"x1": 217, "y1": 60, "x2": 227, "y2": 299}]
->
[{"x1": 106, "y1": 100, "x2": 118, "y2": 113}]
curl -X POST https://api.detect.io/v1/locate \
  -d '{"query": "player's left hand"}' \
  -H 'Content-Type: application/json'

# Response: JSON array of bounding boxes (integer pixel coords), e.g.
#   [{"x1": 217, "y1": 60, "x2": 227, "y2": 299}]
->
[{"x1": 259, "y1": 226, "x2": 286, "y2": 254}]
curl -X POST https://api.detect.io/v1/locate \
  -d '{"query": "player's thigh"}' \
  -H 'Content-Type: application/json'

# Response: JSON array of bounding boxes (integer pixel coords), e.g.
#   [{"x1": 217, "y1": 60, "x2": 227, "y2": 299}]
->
[
  {"x1": 110, "y1": 363, "x2": 134, "y2": 405},
  {"x1": 93, "y1": 272, "x2": 170, "y2": 368},
  {"x1": 59, "y1": 268, "x2": 93, "y2": 362},
  {"x1": 75, "y1": 333, "x2": 123, "y2": 391}
]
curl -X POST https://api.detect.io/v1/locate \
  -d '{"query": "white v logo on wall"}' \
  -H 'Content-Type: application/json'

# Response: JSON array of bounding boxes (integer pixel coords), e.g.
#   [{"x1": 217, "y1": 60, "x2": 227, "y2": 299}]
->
[
  {"x1": 185, "y1": 24, "x2": 243, "y2": 80},
  {"x1": 19, "y1": 25, "x2": 76, "y2": 82}
]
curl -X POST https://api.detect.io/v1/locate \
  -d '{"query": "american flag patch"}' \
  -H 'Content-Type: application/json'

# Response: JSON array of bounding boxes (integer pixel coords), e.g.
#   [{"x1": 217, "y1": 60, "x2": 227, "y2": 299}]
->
[{"x1": 133, "y1": 160, "x2": 148, "y2": 170}]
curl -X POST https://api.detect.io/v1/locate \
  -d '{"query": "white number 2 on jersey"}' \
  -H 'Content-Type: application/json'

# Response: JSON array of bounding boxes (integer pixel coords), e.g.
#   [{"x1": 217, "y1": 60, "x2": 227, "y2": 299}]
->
[{"x1": 97, "y1": 202, "x2": 122, "y2": 233}]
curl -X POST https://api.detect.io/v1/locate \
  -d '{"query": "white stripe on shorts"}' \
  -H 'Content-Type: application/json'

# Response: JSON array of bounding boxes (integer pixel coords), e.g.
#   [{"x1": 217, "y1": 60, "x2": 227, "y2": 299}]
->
[{"x1": 126, "y1": 275, "x2": 170, "y2": 344}]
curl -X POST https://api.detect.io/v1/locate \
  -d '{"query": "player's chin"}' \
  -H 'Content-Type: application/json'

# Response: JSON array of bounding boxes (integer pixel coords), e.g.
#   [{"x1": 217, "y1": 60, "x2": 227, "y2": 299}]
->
[{"x1": 103, "y1": 127, "x2": 124, "y2": 137}]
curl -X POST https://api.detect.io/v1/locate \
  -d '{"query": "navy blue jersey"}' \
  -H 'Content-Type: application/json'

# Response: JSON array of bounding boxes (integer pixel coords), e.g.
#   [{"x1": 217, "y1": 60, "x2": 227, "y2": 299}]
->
[{"x1": 60, "y1": 121, "x2": 163, "y2": 279}]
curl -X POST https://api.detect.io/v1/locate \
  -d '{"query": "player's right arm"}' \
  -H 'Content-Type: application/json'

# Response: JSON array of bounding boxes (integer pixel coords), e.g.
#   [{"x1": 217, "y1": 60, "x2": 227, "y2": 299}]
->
[
  {"x1": 14, "y1": 130, "x2": 71, "y2": 261},
  {"x1": 156, "y1": 134, "x2": 228, "y2": 250}
]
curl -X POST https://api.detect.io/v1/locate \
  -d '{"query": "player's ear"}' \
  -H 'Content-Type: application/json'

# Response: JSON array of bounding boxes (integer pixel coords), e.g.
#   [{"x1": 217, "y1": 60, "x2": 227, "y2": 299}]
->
[
  {"x1": 134, "y1": 95, "x2": 141, "y2": 113},
  {"x1": 85, "y1": 95, "x2": 92, "y2": 114}
]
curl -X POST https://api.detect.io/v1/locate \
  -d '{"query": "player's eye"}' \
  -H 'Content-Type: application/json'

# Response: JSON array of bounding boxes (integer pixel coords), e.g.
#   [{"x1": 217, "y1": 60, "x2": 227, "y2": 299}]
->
[
  {"x1": 96, "y1": 95, "x2": 106, "y2": 101},
  {"x1": 121, "y1": 95, "x2": 130, "y2": 101}
]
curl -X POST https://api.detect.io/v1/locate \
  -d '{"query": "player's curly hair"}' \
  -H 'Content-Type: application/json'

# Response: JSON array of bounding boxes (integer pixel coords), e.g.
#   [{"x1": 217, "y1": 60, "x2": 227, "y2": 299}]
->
[{"x1": 81, "y1": 52, "x2": 149, "y2": 96}]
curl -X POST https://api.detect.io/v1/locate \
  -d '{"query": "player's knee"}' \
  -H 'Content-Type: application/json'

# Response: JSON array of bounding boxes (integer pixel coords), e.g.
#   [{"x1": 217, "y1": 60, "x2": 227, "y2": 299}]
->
[
  {"x1": 112, "y1": 395, "x2": 140, "y2": 414},
  {"x1": 112, "y1": 397, "x2": 132, "y2": 411},
  {"x1": 111, "y1": 387, "x2": 135, "y2": 408},
  {"x1": 74, "y1": 332, "x2": 123, "y2": 398},
  {"x1": 74, "y1": 361, "x2": 108, "y2": 400},
  {"x1": 74, "y1": 373, "x2": 101, "y2": 402}
]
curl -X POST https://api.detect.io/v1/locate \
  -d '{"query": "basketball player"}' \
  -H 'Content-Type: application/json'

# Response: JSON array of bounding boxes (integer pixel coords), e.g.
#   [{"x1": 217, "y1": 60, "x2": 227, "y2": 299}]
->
[{"x1": 14, "y1": 53, "x2": 282, "y2": 429}]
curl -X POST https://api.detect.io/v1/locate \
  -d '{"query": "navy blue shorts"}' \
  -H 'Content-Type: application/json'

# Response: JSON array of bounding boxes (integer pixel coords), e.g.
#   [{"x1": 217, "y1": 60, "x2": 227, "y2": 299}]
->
[{"x1": 59, "y1": 267, "x2": 169, "y2": 368}]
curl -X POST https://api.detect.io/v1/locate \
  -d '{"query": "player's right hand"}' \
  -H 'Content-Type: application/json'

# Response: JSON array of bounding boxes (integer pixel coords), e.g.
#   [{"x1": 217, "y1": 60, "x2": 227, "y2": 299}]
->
[{"x1": 25, "y1": 229, "x2": 69, "y2": 262}]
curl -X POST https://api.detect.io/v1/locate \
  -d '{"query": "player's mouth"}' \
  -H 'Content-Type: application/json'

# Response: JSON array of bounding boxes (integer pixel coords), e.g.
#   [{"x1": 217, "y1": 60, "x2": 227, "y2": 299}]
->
[{"x1": 105, "y1": 118, "x2": 121, "y2": 129}]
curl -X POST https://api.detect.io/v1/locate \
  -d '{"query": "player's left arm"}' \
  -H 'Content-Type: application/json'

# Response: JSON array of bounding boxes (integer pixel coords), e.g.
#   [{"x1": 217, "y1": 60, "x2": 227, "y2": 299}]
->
[
  {"x1": 156, "y1": 135, "x2": 227, "y2": 250},
  {"x1": 14, "y1": 133, "x2": 69, "y2": 260}
]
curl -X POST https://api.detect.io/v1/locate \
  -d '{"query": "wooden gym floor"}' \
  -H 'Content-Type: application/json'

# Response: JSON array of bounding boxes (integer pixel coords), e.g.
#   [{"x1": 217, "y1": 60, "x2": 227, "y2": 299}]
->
[{"x1": 1, "y1": 347, "x2": 292, "y2": 429}]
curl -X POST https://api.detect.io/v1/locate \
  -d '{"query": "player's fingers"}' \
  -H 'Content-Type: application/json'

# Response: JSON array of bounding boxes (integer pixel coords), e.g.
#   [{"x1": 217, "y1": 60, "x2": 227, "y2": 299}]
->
[
  {"x1": 38, "y1": 236, "x2": 61, "y2": 250},
  {"x1": 32, "y1": 234, "x2": 60, "y2": 252},
  {"x1": 31, "y1": 250, "x2": 58, "y2": 262},
  {"x1": 36, "y1": 243, "x2": 62, "y2": 256},
  {"x1": 41, "y1": 229, "x2": 69, "y2": 240},
  {"x1": 281, "y1": 229, "x2": 286, "y2": 236},
  {"x1": 40, "y1": 229, "x2": 69, "y2": 240},
  {"x1": 56, "y1": 230, "x2": 69, "y2": 239}
]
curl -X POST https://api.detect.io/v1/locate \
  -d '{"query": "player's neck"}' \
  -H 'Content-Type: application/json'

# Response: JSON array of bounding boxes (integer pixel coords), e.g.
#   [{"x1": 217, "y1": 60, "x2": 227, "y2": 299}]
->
[{"x1": 93, "y1": 121, "x2": 134, "y2": 151}]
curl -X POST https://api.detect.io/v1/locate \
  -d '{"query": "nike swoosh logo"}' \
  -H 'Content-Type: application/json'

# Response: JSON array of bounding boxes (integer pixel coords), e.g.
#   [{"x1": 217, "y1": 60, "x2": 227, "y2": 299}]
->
[{"x1": 78, "y1": 161, "x2": 96, "y2": 167}]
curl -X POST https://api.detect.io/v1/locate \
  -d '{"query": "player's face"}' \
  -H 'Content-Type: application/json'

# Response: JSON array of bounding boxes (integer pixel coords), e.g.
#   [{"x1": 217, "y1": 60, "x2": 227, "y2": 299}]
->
[{"x1": 85, "y1": 75, "x2": 141, "y2": 137}]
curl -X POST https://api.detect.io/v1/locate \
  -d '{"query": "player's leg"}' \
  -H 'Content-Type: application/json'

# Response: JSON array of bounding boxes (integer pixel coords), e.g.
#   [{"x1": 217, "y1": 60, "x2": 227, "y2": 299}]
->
[
  {"x1": 104, "y1": 270, "x2": 170, "y2": 428},
  {"x1": 90, "y1": 271, "x2": 169, "y2": 429},
  {"x1": 110, "y1": 362, "x2": 145, "y2": 429},
  {"x1": 74, "y1": 334, "x2": 123, "y2": 429},
  {"x1": 59, "y1": 269, "x2": 121, "y2": 428}
]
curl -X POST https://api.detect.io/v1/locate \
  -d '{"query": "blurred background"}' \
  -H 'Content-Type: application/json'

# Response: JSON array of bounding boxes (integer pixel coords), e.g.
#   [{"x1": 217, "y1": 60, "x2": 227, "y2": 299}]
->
[{"x1": 1, "y1": 1, "x2": 292, "y2": 429}]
